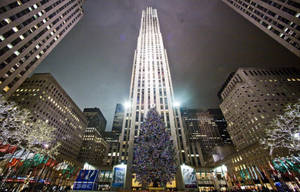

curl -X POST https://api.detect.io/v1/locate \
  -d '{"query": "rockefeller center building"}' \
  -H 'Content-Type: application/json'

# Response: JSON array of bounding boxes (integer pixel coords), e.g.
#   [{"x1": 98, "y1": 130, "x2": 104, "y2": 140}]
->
[
  {"x1": 0, "y1": 0, "x2": 84, "y2": 96},
  {"x1": 9, "y1": 73, "x2": 87, "y2": 164},
  {"x1": 103, "y1": 104, "x2": 124, "y2": 167},
  {"x1": 217, "y1": 67, "x2": 300, "y2": 188},
  {"x1": 181, "y1": 108, "x2": 233, "y2": 168},
  {"x1": 78, "y1": 107, "x2": 108, "y2": 167},
  {"x1": 222, "y1": 0, "x2": 300, "y2": 57},
  {"x1": 83, "y1": 107, "x2": 107, "y2": 134},
  {"x1": 218, "y1": 67, "x2": 300, "y2": 150},
  {"x1": 119, "y1": 7, "x2": 189, "y2": 189}
]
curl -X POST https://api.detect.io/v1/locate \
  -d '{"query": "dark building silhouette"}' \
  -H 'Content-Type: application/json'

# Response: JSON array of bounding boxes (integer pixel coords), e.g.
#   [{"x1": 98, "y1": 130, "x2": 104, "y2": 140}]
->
[
  {"x1": 181, "y1": 108, "x2": 232, "y2": 168},
  {"x1": 83, "y1": 107, "x2": 107, "y2": 134},
  {"x1": 111, "y1": 103, "x2": 124, "y2": 137},
  {"x1": 103, "y1": 104, "x2": 124, "y2": 167},
  {"x1": 78, "y1": 107, "x2": 108, "y2": 167}
]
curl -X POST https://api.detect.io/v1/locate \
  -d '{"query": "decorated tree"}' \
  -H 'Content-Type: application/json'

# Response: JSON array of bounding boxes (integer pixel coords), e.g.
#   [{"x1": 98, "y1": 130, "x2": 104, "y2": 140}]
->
[
  {"x1": 132, "y1": 108, "x2": 177, "y2": 188},
  {"x1": 27, "y1": 119, "x2": 60, "y2": 158},
  {"x1": 0, "y1": 95, "x2": 32, "y2": 146},
  {"x1": 0, "y1": 95, "x2": 60, "y2": 158},
  {"x1": 261, "y1": 99, "x2": 300, "y2": 155}
]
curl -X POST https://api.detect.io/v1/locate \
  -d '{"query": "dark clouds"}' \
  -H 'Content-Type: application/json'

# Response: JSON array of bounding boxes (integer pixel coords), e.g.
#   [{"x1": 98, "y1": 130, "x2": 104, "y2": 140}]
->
[{"x1": 35, "y1": 0, "x2": 300, "y2": 131}]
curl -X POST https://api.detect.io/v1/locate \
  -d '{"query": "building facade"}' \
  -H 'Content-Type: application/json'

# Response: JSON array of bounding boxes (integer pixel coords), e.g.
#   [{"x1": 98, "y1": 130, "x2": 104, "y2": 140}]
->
[
  {"x1": 111, "y1": 103, "x2": 124, "y2": 136},
  {"x1": 181, "y1": 108, "x2": 232, "y2": 168},
  {"x1": 103, "y1": 104, "x2": 124, "y2": 167},
  {"x1": 219, "y1": 67, "x2": 300, "y2": 150},
  {"x1": 119, "y1": 7, "x2": 188, "y2": 189},
  {"x1": 9, "y1": 73, "x2": 87, "y2": 163},
  {"x1": 83, "y1": 107, "x2": 107, "y2": 134},
  {"x1": 218, "y1": 67, "x2": 300, "y2": 189},
  {"x1": 222, "y1": 0, "x2": 300, "y2": 57},
  {"x1": 78, "y1": 127, "x2": 108, "y2": 168},
  {"x1": 78, "y1": 107, "x2": 107, "y2": 167},
  {"x1": 103, "y1": 131, "x2": 120, "y2": 167},
  {"x1": 0, "y1": 0, "x2": 84, "y2": 96}
]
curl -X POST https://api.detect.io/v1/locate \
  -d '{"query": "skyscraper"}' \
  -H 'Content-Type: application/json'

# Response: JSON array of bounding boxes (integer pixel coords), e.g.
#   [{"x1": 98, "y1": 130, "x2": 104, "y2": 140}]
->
[
  {"x1": 0, "y1": 0, "x2": 84, "y2": 96},
  {"x1": 181, "y1": 108, "x2": 232, "y2": 168},
  {"x1": 103, "y1": 104, "x2": 124, "y2": 167},
  {"x1": 218, "y1": 67, "x2": 300, "y2": 150},
  {"x1": 222, "y1": 0, "x2": 300, "y2": 57},
  {"x1": 218, "y1": 67, "x2": 300, "y2": 188},
  {"x1": 78, "y1": 126, "x2": 108, "y2": 168},
  {"x1": 83, "y1": 107, "x2": 107, "y2": 134},
  {"x1": 119, "y1": 7, "x2": 188, "y2": 189},
  {"x1": 9, "y1": 73, "x2": 87, "y2": 163},
  {"x1": 78, "y1": 107, "x2": 108, "y2": 167},
  {"x1": 111, "y1": 103, "x2": 124, "y2": 137}
]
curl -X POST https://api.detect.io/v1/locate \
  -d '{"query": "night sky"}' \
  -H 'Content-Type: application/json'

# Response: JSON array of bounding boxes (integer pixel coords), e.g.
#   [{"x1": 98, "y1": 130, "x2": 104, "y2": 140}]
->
[{"x1": 35, "y1": 0, "x2": 300, "y2": 131}]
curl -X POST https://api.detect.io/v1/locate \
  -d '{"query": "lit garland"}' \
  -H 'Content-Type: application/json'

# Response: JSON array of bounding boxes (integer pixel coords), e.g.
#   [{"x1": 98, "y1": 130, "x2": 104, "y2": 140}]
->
[{"x1": 132, "y1": 108, "x2": 177, "y2": 187}]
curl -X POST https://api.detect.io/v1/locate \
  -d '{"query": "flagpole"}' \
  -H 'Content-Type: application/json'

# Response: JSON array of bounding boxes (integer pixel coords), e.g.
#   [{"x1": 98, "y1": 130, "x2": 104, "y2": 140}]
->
[
  {"x1": 0, "y1": 145, "x2": 18, "y2": 189},
  {"x1": 7, "y1": 148, "x2": 27, "y2": 189}
]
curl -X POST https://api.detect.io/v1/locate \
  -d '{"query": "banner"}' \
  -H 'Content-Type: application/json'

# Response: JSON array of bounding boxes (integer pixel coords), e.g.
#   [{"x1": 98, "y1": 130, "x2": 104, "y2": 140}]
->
[
  {"x1": 180, "y1": 164, "x2": 197, "y2": 188},
  {"x1": 112, "y1": 164, "x2": 127, "y2": 187},
  {"x1": 73, "y1": 170, "x2": 99, "y2": 191}
]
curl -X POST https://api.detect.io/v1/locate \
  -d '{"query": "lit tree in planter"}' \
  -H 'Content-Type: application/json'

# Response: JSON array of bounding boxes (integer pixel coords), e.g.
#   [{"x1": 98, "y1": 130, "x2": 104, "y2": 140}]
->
[
  {"x1": 132, "y1": 108, "x2": 177, "y2": 188},
  {"x1": 27, "y1": 119, "x2": 60, "y2": 158},
  {"x1": 261, "y1": 99, "x2": 300, "y2": 155},
  {"x1": 0, "y1": 95, "x2": 32, "y2": 146}
]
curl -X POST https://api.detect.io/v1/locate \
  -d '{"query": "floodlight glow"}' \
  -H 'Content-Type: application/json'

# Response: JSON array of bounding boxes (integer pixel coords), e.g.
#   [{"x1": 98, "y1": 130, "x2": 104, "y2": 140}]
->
[
  {"x1": 173, "y1": 101, "x2": 180, "y2": 107},
  {"x1": 123, "y1": 101, "x2": 131, "y2": 109}
]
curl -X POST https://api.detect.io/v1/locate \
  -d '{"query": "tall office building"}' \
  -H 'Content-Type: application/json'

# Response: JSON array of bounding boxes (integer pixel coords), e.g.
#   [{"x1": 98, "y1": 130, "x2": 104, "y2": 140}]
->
[
  {"x1": 181, "y1": 108, "x2": 232, "y2": 168},
  {"x1": 207, "y1": 109, "x2": 232, "y2": 145},
  {"x1": 78, "y1": 107, "x2": 107, "y2": 167},
  {"x1": 78, "y1": 127, "x2": 108, "y2": 168},
  {"x1": 218, "y1": 67, "x2": 300, "y2": 150},
  {"x1": 9, "y1": 73, "x2": 87, "y2": 163},
  {"x1": 83, "y1": 107, "x2": 107, "y2": 134},
  {"x1": 218, "y1": 67, "x2": 300, "y2": 188},
  {"x1": 111, "y1": 103, "x2": 124, "y2": 136},
  {"x1": 119, "y1": 7, "x2": 188, "y2": 189},
  {"x1": 222, "y1": 0, "x2": 300, "y2": 57},
  {"x1": 0, "y1": 0, "x2": 84, "y2": 96},
  {"x1": 103, "y1": 104, "x2": 124, "y2": 167},
  {"x1": 103, "y1": 131, "x2": 120, "y2": 167}
]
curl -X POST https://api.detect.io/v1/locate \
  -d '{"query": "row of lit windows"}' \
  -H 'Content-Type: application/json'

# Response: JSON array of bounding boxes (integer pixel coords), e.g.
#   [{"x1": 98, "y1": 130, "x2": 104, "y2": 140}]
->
[
  {"x1": 226, "y1": 0, "x2": 300, "y2": 50},
  {"x1": 0, "y1": 0, "x2": 83, "y2": 93}
]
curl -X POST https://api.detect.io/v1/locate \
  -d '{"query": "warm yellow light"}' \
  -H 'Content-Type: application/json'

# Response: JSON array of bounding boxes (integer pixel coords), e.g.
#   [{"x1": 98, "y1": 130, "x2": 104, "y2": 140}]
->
[{"x1": 3, "y1": 86, "x2": 10, "y2": 92}]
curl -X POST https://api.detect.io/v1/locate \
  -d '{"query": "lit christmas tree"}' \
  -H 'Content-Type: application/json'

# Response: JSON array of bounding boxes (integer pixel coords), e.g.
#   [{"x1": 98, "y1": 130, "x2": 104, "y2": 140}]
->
[
  {"x1": 261, "y1": 99, "x2": 300, "y2": 155},
  {"x1": 132, "y1": 108, "x2": 177, "y2": 188}
]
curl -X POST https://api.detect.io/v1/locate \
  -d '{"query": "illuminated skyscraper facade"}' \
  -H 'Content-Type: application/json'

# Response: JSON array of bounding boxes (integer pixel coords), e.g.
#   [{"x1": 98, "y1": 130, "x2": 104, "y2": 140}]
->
[
  {"x1": 0, "y1": 0, "x2": 84, "y2": 96},
  {"x1": 119, "y1": 7, "x2": 188, "y2": 189},
  {"x1": 222, "y1": 0, "x2": 300, "y2": 57}
]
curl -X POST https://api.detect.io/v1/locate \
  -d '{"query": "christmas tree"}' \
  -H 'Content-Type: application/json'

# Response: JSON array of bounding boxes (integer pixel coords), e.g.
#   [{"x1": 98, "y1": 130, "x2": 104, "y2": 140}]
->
[{"x1": 132, "y1": 108, "x2": 177, "y2": 188}]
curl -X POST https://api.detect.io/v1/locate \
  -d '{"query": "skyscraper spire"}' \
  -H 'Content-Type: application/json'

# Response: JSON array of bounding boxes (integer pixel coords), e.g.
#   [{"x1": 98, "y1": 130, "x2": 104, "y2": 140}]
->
[{"x1": 119, "y1": 7, "x2": 188, "y2": 189}]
